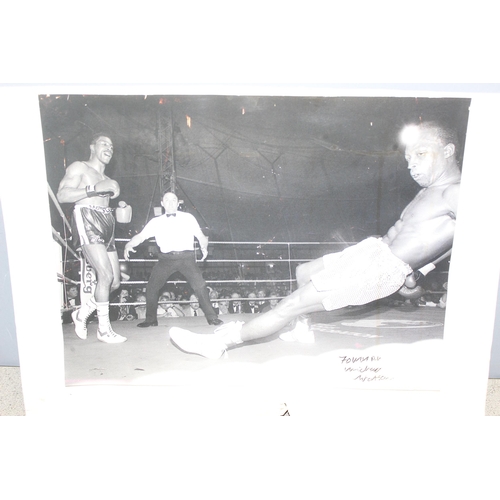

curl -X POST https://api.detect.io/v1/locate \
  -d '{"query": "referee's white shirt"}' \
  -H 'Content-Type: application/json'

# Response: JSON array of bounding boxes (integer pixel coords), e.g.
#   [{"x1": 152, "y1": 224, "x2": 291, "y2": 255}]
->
[{"x1": 139, "y1": 211, "x2": 206, "y2": 253}]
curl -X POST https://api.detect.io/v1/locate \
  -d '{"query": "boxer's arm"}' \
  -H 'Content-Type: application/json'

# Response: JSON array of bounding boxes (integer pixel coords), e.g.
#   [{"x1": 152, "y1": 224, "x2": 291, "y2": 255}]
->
[
  {"x1": 443, "y1": 182, "x2": 460, "y2": 220},
  {"x1": 399, "y1": 247, "x2": 451, "y2": 297},
  {"x1": 96, "y1": 178, "x2": 120, "y2": 199},
  {"x1": 406, "y1": 184, "x2": 459, "y2": 281},
  {"x1": 57, "y1": 163, "x2": 120, "y2": 202},
  {"x1": 56, "y1": 163, "x2": 88, "y2": 203},
  {"x1": 403, "y1": 248, "x2": 452, "y2": 289}
]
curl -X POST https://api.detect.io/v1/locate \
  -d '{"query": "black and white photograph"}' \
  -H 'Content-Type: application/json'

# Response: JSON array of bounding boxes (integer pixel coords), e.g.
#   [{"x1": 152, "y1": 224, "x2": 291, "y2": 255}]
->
[
  {"x1": 2, "y1": 81, "x2": 500, "y2": 500},
  {"x1": 3, "y1": 4, "x2": 500, "y2": 497},
  {"x1": 38, "y1": 93, "x2": 471, "y2": 408}
]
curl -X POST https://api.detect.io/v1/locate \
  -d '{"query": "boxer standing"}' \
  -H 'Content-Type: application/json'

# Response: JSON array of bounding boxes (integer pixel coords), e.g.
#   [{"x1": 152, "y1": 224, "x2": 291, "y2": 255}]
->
[{"x1": 57, "y1": 134, "x2": 127, "y2": 343}]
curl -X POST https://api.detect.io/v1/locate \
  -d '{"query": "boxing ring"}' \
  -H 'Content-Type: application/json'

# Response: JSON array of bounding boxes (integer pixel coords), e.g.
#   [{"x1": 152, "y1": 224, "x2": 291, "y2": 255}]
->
[
  {"x1": 49, "y1": 185, "x2": 449, "y2": 400},
  {"x1": 49, "y1": 182, "x2": 354, "y2": 310}
]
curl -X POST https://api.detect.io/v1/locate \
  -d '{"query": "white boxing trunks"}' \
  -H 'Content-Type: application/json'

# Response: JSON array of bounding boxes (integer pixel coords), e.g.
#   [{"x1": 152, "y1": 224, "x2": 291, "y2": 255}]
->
[{"x1": 311, "y1": 237, "x2": 412, "y2": 311}]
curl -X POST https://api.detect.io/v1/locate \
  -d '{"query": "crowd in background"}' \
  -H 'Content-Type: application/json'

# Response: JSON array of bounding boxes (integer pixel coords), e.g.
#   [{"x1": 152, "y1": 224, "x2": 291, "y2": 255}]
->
[
  {"x1": 62, "y1": 257, "x2": 449, "y2": 324},
  {"x1": 61, "y1": 279, "x2": 290, "y2": 324}
]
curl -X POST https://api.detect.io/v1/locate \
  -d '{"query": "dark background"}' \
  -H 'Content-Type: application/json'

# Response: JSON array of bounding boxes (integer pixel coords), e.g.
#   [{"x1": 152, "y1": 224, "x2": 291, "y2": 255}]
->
[{"x1": 39, "y1": 95, "x2": 470, "y2": 247}]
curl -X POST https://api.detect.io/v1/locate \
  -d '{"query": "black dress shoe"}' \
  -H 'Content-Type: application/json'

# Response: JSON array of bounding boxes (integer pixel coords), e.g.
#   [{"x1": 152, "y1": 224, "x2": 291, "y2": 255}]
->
[
  {"x1": 137, "y1": 321, "x2": 158, "y2": 328},
  {"x1": 207, "y1": 318, "x2": 224, "y2": 326}
]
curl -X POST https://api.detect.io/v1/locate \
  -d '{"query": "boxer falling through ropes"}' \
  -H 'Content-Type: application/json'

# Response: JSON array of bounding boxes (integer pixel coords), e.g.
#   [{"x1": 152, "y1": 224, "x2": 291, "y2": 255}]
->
[
  {"x1": 169, "y1": 121, "x2": 462, "y2": 358},
  {"x1": 57, "y1": 134, "x2": 127, "y2": 343}
]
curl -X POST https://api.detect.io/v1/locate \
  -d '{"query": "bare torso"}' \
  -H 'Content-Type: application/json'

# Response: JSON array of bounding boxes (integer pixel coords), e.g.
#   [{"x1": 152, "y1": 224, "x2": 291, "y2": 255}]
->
[
  {"x1": 57, "y1": 161, "x2": 118, "y2": 207},
  {"x1": 382, "y1": 181, "x2": 460, "y2": 270}
]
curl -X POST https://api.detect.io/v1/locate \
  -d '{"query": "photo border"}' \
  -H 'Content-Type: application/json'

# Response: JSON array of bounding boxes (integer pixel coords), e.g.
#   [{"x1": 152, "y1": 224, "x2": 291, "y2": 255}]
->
[{"x1": 1, "y1": 84, "x2": 499, "y2": 417}]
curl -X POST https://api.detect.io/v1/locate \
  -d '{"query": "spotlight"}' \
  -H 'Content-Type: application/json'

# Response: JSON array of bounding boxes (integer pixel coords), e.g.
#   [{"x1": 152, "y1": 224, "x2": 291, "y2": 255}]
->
[{"x1": 399, "y1": 124, "x2": 420, "y2": 146}]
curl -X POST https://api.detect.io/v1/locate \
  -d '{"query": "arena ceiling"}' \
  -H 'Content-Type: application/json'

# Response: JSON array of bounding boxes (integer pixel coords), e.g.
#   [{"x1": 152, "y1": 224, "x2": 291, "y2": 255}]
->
[{"x1": 40, "y1": 94, "x2": 470, "y2": 246}]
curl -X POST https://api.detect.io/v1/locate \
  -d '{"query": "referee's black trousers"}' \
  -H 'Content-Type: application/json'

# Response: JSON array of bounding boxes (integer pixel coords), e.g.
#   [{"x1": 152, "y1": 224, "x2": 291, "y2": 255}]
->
[{"x1": 144, "y1": 251, "x2": 216, "y2": 322}]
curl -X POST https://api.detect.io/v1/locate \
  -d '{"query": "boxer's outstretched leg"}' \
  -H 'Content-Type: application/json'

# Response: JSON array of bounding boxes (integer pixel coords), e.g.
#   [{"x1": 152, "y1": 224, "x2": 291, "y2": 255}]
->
[
  {"x1": 170, "y1": 283, "x2": 328, "y2": 358},
  {"x1": 170, "y1": 321, "x2": 245, "y2": 359},
  {"x1": 278, "y1": 314, "x2": 314, "y2": 343},
  {"x1": 277, "y1": 256, "x2": 326, "y2": 343}
]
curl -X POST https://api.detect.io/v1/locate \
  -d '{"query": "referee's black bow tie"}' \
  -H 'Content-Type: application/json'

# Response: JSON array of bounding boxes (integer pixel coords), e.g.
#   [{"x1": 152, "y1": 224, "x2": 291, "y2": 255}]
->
[{"x1": 166, "y1": 213, "x2": 176, "y2": 217}]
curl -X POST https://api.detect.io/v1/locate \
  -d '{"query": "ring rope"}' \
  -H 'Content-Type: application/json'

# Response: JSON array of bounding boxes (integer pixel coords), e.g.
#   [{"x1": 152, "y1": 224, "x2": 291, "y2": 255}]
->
[
  {"x1": 115, "y1": 239, "x2": 356, "y2": 246},
  {"x1": 48, "y1": 186, "x2": 449, "y2": 310},
  {"x1": 52, "y1": 227, "x2": 80, "y2": 260},
  {"x1": 48, "y1": 182, "x2": 72, "y2": 234}
]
